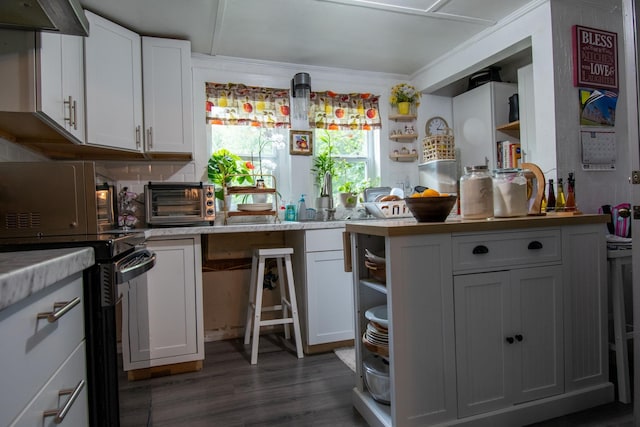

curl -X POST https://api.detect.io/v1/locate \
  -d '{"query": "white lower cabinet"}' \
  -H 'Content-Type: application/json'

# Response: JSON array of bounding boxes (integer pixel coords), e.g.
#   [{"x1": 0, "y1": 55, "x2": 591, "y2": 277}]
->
[
  {"x1": 0, "y1": 273, "x2": 88, "y2": 427},
  {"x1": 122, "y1": 236, "x2": 204, "y2": 370},
  {"x1": 454, "y1": 265, "x2": 563, "y2": 417},
  {"x1": 290, "y1": 228, "x2": 354, "y2": 351}
]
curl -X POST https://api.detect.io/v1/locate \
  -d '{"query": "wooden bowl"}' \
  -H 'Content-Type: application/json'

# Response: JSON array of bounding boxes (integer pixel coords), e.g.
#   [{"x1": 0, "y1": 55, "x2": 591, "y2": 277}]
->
[{"x1": 403, "y1": 195, "x2": 457, "y2": 222}]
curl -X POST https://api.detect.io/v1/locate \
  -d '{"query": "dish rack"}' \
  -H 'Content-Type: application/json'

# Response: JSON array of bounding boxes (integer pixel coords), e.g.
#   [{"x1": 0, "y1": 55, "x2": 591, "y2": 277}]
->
[
  {"x1": 423, "y1": 128, "x2": 455, "y2": 161},
  {"x1": 222, "y1": 174, "x2": 279, "y2": 225}
]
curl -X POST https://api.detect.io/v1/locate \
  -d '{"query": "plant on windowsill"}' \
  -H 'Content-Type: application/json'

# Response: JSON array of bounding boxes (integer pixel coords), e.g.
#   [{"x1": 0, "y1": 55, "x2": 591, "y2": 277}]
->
[
  {"x1": 337, "y1": 178, "x2": 375, "y2": 208},
  {"x1": 207, "y1": 148, "x2": 254, "y2": 201}
]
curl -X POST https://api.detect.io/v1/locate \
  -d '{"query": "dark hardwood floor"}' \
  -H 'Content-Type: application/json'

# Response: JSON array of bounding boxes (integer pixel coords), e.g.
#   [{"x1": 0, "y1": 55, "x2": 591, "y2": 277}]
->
[{"x1": 119, "y1": 336, "x2": 634, "y2": 426}]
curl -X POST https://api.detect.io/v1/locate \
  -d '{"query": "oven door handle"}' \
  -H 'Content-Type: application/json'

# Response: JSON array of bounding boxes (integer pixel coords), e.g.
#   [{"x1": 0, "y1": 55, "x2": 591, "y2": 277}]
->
[{"x1": 115, "y1": 249, "x2": 157, "y2": 283}]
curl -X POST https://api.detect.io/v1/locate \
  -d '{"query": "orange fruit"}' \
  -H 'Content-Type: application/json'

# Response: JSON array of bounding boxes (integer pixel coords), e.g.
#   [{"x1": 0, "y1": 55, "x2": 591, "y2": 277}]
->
[{"x1": 422, "y1": 188, "x2": 440, "y2": 197}]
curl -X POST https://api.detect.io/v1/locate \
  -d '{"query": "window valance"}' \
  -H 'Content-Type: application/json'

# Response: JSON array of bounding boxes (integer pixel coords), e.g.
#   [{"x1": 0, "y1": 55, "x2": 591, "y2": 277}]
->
[
  {"x1": 309, "y1": 91, "x2": 381, "y2": 130},
  {"x1": 205, "y1": 82, "x2": 291, "y2": 128},
  {"x1": 205, "y1": 83, "x2": 381, "y2": 131}
]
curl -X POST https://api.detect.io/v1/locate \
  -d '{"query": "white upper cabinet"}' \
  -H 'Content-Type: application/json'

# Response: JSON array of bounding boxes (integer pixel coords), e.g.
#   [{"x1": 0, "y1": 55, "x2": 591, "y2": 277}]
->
[
  {"x1": 0, "y1": 29, "x2": 85, "y2": 144},
  {"x1": 84, "y1": 10, "x2": 144, "y2": 152},
  {"x1": 39, "y1": 32, "x2": 86, "y2": 142},
  {"x1": 142, "y1": 37, "x2": 193, "y2": 156}
]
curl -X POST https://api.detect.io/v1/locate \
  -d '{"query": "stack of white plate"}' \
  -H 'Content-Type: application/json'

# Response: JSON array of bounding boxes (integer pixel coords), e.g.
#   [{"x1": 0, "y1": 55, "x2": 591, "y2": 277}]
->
[{"x1": 363, "y1": 305, "x2": 388, "y2": 356}]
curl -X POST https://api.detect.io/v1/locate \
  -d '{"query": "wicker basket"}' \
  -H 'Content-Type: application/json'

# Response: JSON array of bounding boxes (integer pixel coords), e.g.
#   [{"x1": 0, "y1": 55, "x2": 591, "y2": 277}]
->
[{"x1": 422, "y1": 128, "x2": 455, "y2": 161}]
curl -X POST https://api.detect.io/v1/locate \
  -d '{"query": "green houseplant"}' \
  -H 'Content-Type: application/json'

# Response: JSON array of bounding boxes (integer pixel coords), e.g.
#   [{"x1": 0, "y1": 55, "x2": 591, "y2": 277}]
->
[{"x1": 207, "y1": 148, "x2": 254, "y2": 200}]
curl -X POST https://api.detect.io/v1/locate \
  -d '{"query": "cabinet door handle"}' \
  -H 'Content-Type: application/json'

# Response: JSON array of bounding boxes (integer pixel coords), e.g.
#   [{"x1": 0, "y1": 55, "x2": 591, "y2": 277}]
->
[
  {"x1": 506, "y1": 336, "x2": 515, "y2": 344},
  {"x1": 135, "y1": 125, "x2": 141, "y2": 148},
  {"x1": 71, "y1": 99, "x2": 78, "y2": 129},
  {"x1": 43, "y1": 379, "x2": 85, "y2": 423},
  {"x1": 472, "y1": 245, "x2": 489, "y2": 255},
  {"x1": 515, "y1": 334, "x2": 523, "y2": 342},
  {"x1": 528, "y1": 241, "x2": 543, "y2": 250},
  {"x1": 37, "y1": 297, "x2": 81, "y2": 323},
  {"x1": 63, "y1": 96, "x2": 73, "y2": 125},
  {"x1": 147, "y1": 126, "x2": 153, "y2": 149}
]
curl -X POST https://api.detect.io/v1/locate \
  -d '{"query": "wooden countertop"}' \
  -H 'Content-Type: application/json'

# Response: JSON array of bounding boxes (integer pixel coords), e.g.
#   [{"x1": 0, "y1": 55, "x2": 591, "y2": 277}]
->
[{"x1": 345, "y1": 214, "x2": 610, "y2": 237}]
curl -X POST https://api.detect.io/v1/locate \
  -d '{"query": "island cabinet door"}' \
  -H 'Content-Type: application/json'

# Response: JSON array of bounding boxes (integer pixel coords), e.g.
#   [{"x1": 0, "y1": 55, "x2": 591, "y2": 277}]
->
[
  {"x1": 562, "y1": 225, "x2": 608, "y2": 391},
  {"x1": 454, "y1": 265, "x2": 563, "y2": 418},
  {"x1": 386, "y1": 233, "x2": 457, "y2": 426}
]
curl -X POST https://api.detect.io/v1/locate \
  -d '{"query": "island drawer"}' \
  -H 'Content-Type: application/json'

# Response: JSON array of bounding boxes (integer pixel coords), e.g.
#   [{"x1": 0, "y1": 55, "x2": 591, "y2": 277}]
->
[{"x1": 452, "y1": 228, "x2": 561, "y2": 273}]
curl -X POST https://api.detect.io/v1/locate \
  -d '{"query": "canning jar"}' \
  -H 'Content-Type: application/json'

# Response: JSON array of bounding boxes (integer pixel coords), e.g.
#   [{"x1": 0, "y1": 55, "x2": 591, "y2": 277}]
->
[
  {"x1": 460, "y1": 165, "x2": 493, "y2": 219},
  {"x1": 493, "y1": 168, "x2": 528, "y2": 217}
]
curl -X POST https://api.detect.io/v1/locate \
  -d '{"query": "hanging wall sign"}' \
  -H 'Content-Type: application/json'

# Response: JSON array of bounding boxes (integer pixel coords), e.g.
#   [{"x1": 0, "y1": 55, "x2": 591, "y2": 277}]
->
[{"x1": 572, "y1": 25, "x2": 618, "y2": 89}]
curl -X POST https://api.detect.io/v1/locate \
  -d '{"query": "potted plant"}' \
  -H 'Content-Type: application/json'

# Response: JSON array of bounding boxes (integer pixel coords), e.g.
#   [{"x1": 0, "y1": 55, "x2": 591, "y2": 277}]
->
[
  {"x1": 311, "y1": 130, "x2": 351, "y2": 209},
  {"x1": 389, "y1": 83, "x2": 421, "y2": 115},
  {"x1": 337, "y1": 181, "x2": 358, "y2": 208},
  {"x1": 207, "y1": 148, "x2": 254, "y2": 201}
]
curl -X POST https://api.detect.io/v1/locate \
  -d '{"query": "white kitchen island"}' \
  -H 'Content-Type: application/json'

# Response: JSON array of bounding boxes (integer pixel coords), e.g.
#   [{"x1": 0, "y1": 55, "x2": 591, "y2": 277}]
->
[{"x1": 345, "y1": 214, "x2": 613, "y2": 427}]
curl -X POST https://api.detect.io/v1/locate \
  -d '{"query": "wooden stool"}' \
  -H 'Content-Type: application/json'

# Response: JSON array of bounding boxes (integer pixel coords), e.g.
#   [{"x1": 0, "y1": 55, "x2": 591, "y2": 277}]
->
[{"x1": 244, "y1": 248, "x2": 303, "y2": 364}]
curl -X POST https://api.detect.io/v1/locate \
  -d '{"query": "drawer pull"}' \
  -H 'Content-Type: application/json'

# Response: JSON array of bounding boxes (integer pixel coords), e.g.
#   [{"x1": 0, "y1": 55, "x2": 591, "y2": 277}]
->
[
  {"x1": 43, "y1": 379, "x2": 85, "y2": 424},
  {"x1": 37, "y1": 297, "x2": 81, "y2": 323},
  {"x1": 528, "y1": 241, "x2": 543, "y2": 250},
  {"x1": 472, "y1": 245, "x2": 489, "y2": 255},
  {"x1": 515, "y1": 334, "x2": 524, "y2": 342},
  {"x1": 506, "y1": 336, "x2": 515, "y2": 344}
]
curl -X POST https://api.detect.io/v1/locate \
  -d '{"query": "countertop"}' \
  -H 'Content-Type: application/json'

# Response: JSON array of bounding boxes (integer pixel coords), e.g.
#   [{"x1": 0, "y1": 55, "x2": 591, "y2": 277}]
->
[
  {"x1": 141, "y1": 219, "x2": 348, "y2": 238},
  {"x1": 0, "y1": 247, "x2": 95, "y2": 312},
  {"x1": 131, "y1": 214, "x2": 611, "y2": 239},
  {"x1": 344, "y1": 213, "x2": 610, "y2": 237}
]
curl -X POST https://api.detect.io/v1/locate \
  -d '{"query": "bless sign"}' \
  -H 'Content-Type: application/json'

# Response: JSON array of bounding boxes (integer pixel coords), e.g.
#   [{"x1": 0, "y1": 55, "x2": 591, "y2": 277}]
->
[{"x1": 572, "y1": 25, "x2": 618, "y2": 89}]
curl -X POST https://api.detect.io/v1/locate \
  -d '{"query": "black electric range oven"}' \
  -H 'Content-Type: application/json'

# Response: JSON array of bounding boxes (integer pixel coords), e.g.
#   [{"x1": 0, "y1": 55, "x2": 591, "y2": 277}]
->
[{"x1": 0, "y1": 232, "x2": 156, "y2": 427}]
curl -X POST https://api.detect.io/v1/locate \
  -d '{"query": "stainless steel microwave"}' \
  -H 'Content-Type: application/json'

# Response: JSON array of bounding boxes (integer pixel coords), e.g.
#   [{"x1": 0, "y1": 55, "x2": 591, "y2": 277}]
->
[
  {"x1": 144, "y1": 182, "x2": 215, "y2": 226},
  {"x1": 0, "y1": 161, "x2": 117, "y2": 237}
]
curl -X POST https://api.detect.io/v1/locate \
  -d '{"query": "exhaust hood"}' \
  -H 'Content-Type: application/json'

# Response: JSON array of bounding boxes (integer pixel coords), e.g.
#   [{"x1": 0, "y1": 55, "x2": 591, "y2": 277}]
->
[{"x1": 0, "y1": 0, "x2": 89, "y2": 36}]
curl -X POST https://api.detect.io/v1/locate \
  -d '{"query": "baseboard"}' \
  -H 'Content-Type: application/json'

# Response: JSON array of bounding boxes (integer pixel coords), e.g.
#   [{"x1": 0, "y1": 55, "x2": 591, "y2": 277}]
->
[{"x1": 127, "y1": 360, "x2": 203, "y2": 381}]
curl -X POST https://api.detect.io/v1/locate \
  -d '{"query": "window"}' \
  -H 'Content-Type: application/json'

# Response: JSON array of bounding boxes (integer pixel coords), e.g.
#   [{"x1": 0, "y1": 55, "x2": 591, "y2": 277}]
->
[
  {"x1": 313, "y1": 128, "x2": 376, "y2": 194},
  {"x1": 206, "y1": 82, "x2": 381, "y2": 199},
  {"x1": 209, "y1": 126, "x2": 288, "y2": 186}
]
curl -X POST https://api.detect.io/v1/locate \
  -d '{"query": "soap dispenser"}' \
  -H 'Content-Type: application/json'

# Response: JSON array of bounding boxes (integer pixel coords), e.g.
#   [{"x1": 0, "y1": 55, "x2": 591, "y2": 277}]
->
[{"x1": 297, "y1": 194, "x2": 307, "y2": 221}]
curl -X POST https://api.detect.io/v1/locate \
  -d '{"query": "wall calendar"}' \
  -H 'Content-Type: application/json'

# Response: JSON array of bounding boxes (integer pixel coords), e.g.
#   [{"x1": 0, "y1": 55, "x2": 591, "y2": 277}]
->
[{"x1": 580, "y1": 128, "x2": 616, "y2": 170}]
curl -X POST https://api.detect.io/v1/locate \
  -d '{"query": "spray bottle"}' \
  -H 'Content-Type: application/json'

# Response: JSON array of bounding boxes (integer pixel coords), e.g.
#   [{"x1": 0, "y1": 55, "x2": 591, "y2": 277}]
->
[{"x1": 297, "y1": 194, "x2": 307, "y2": 221}]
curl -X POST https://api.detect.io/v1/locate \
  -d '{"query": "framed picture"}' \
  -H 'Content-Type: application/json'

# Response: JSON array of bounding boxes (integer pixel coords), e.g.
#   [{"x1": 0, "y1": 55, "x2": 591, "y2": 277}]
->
[{"x1": 289, "y1": 130, "x2": 313, "y2": 155}]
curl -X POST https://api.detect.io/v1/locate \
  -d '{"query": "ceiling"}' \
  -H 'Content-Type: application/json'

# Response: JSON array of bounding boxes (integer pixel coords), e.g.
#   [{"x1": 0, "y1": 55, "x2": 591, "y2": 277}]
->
[{"x1": 79, "y1": 0, "x2": 537, "y2": 76}]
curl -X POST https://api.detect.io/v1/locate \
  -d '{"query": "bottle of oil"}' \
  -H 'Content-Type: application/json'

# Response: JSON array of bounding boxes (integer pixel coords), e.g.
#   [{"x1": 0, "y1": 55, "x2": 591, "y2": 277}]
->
[
  {"x1": 565, "y1": 173, "x2": 576, "y2": 211},
  {"x1": 556, "y1": 178, "x2": 566, "y2": 211},
  {"x1": 546, "y1": 179, "x2": 556, "y2": 212}
]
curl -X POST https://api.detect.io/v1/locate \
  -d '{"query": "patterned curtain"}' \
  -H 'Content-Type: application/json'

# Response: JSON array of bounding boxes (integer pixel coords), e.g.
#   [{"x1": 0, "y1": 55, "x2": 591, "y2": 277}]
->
[
  {"x1": 205, "y1": 82, "x2": 290, "y2": 128},
  {"x1": 309, "y1": 91, "x2": 381, "y2": 130}
]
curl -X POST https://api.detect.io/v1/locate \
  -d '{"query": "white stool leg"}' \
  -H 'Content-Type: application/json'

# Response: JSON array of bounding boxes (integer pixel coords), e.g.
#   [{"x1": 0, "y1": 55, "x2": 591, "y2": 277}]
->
[
  {"x1": 244, "y1": 252, "x2": 258, "y2": 345},
  {"x1": 276, "y1": 256, "x2": 291, "y2": 340},
  {"x1": 250, "y1": 255, "x2": 266, "y2": 365},
  {"x1": 284, "y1": 253, "x2": 304, "y2": 359}
]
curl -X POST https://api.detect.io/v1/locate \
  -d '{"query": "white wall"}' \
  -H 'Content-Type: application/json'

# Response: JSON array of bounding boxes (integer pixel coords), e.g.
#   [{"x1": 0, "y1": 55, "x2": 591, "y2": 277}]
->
[
  {"x1": 413, "y1": 0, "x2": 628, "y2": 214},
  {"x1": 550, "y1": 0, "x2": 629, "y2": 213}
]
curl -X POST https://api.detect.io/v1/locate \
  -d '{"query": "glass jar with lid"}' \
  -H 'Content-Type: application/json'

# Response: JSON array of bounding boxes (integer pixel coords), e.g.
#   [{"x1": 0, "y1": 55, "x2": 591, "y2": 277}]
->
[
  {"x1": 460, "y1": 165, "x2": 493, "y2": 219},
  {"x1": 493, "y1": 168, "x2": 528, "y2": 217}
]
